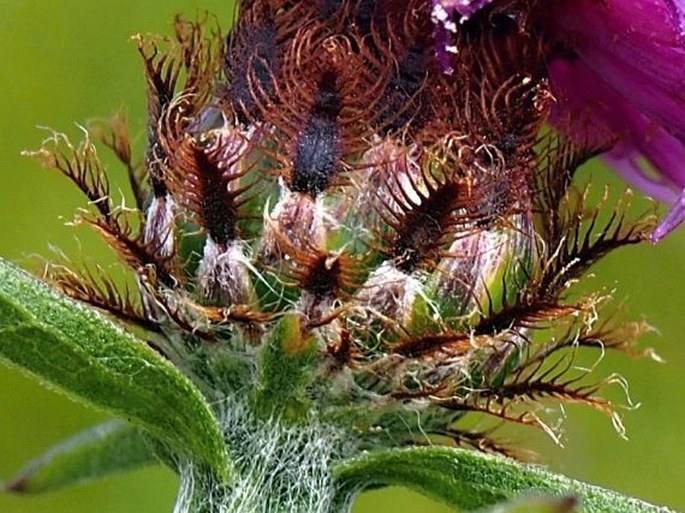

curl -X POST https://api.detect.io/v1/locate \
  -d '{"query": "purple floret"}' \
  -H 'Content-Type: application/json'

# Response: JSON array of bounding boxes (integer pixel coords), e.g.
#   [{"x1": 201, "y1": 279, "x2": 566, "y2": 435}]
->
[{"x1": 551, "y1": 0, "x2": 685, "y2": 241}]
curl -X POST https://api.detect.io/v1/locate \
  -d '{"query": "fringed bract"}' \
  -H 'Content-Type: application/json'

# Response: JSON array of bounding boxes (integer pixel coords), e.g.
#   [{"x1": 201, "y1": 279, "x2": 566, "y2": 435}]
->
[{"x1": 35, "y1": 0, "x2": 659, "y2": 465}]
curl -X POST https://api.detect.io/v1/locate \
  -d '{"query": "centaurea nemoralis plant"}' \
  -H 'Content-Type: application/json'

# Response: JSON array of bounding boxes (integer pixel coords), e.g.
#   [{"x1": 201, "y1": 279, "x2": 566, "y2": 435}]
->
[{"x1": 0, "y1": 1, "x2": 678, "y2": 512}]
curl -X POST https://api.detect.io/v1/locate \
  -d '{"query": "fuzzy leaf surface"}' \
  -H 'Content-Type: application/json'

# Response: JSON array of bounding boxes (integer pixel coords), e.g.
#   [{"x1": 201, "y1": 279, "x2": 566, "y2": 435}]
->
[
  {"x1": 333, "y1": 446, "x2": 673, "y2": 513},
  {"x1": 0, "y1": 259, "x2": 229, "y2": 479},
  {"x1": 2, "y1": 420, "x2": 155, "y2": 494}
]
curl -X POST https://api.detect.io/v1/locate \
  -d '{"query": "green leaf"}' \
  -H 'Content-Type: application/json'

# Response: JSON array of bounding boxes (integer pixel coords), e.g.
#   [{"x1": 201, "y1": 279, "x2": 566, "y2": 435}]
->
[
  {"x1": 253, "y1": 313, "x2": 318, "y2": 420},
  {"x1": 333, "y1": 446, "x2": 673, "y2": 513},
  {"x1": 3, "y1": 420, "x2": 156, "y2": 494},
  {"x1": 0, "y1": 259, "x2": 230, "y2": 480}
]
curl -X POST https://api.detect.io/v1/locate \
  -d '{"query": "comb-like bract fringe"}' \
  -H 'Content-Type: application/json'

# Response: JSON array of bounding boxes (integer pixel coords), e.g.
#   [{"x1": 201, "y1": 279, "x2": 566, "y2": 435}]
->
[{"x1": 33, "y1": 0, "x2": 659, "y2": 480}]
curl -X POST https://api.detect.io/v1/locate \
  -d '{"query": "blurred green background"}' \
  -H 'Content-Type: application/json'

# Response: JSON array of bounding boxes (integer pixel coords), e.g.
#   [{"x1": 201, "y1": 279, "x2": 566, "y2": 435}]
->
[{"x1": 0, "y1": 1, "x2": 684, "y2": 512}]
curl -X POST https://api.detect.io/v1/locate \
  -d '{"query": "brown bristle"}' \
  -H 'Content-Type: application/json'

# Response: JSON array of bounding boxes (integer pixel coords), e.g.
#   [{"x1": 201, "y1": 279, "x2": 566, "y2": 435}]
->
[
  {"x1": 455, "y1": 16, "x2": 553, "y2": 156},
  {"x1": 251, "y1": 24, "x2": 392, "y2": 195},
  {"x1": 440, "y1": 428, "x2": 523, "y2": 460},
  {"x1": 88, "y1": 217, "x2": 178, "y2": 288},
  {"x1": 533, "y1": 134, "x2": 606, "y2": 248},
  {"x1": 457, "y1": 144, "x2": 531, "y2": 225},
  {"x1": 300, "y1": 253, "x2": 344, "y2": 298},
  {"x1": 316, "y1": 0, "x2": 342, "y2": 18},
  {"x1": 373, "y1": 145, "x2": 481, "y2": 273},
  {"x1": 158, "y1": 98, "x2": 257, "y2": 246},
  {"x1": 137, "y1": 17, "x2": 218, "y2": 196},
  {"x1": 200, "y1": 302, "x2": 279, "y2": 324},
  {"x1": 392, "y1": 333, "x2": 472, "y2": 358},
  {"x1": 351, "y1": 0, "x2": 376, "y2": 33},
  {"x1": 290, "y1": 69, "x2": 343, "y2": 196},
  {"x1": 534, "y1": 187, "x2": 653, "y2": 297},
  {"x1": 224, "y1": 1, "x2": 320, "y2": 125},
  {"x1": 136, "y1": 34, "x2": 179, "y2": 197},
  {"x1": 390, "y1": 180, "x2": 466, "y2": 272},
  {"x1": 301, "y1": 252, "x2": 365, "y2": 299},
  {"x1": 27, "y1": 131, "x2": 116, "y2": 226},
  {"x1": 368, "y1": 0, "x2": 434, "y2": 135},
  {"x1": 89, "y1": 111, "x2": 149, "y2": 211},
  {"x1": 224, "y1": 0, "x2": 281, "y2": 124},
  {"x1": 47, "y1": 265, "x2": 160, "y2": 333},
  {"x1": 264, "y1": 214, "x2": 362, "y2": 298}
]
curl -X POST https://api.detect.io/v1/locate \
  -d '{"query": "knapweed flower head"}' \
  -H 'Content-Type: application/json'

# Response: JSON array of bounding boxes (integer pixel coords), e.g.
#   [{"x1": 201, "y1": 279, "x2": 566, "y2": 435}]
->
[
  {"x1": 2, "y1": 1, "x2": 669, "y2": 512},
  {"x1": 434, "y1": 0, "x2": 685, "y2": 241}
]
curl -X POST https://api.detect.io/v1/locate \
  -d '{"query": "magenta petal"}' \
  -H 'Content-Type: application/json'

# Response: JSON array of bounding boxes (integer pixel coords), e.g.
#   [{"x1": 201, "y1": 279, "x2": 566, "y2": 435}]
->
[
  {"x1": 550, "y1": 59, "x2": 685, "y2": 190},
  {"x1": 603, "y1": 111, "x2": 685, "y2": 203},
  {"x1": 550, "y1": 57, "x2": 685, "y2": 240},
  {"x1": 548, "y1": 58, "x2": 616, "y2": 149},
  {"x1": 602, "y1": 153, "x2": 678, "y2": 204},
  {"x1": 651, "y1": 189, "x2": 685, "y2": 243},
  {"x1": 553, "y1": 0, "x2": 685, "y2": 142}
]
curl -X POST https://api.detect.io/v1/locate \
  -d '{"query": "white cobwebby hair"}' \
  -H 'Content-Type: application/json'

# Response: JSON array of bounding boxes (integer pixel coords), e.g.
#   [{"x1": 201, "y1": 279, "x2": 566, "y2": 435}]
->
[{"x1": 173, "y1": 399, "x2": 348, "y2": 513}]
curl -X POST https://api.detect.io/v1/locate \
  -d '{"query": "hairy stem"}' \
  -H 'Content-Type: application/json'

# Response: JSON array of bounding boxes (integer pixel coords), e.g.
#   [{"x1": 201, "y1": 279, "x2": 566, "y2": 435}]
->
[{"x1": 173, "y1": 400, "x2": 350, "y2": 513}]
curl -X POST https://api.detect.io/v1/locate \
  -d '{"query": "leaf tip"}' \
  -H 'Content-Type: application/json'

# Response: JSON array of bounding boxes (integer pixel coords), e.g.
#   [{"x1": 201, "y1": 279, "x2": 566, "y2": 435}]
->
[{"x1": 2, "y1": 473, "x2": 32, "y2": 494}]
